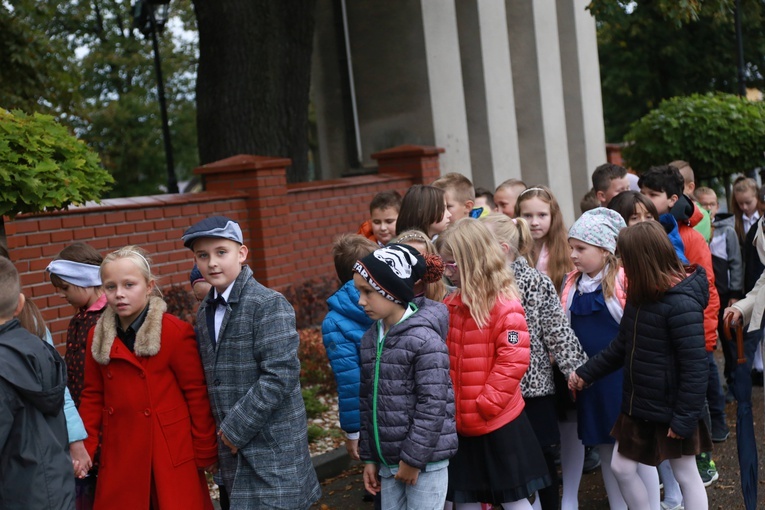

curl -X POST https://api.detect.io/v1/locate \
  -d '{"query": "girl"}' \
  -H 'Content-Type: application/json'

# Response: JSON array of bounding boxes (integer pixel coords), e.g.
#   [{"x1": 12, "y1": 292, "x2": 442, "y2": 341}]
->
[
  {"x1": 561, "y1": 208, "x2": 663, "y2": 509},
  {"x1": 436, "y1": 218, "x2": 551, "y2": 510},
  {"x1": 607, "y1": 190, "x2": 658, "y2": 226},
  {"x1": 396, "y1": 184, "x2": 452, "y2": 240},
  {"x1": 78, "y1": 246, "x2": 218, "y2": 509},
  {"x1": 395, "y1": 229, "x2": 450, "y2": 301},
  {"x1": 514, "y1": 185, "x2": 573, "y2": 292},
  {"x1": 481, "y1": 213, "x2": 587, "y2": 510},
  {"x1": 570, "y1": 221, "x2": 711, "y2": 510}
]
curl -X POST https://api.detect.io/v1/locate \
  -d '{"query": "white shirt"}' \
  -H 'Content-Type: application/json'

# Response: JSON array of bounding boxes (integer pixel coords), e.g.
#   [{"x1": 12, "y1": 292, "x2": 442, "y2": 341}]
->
[
  {"x1": 744, "y1": 211, "x2": 760, "y2": 234},
  {"x1": 213, "y1": 282, "x2": 236, "y2": 341}
]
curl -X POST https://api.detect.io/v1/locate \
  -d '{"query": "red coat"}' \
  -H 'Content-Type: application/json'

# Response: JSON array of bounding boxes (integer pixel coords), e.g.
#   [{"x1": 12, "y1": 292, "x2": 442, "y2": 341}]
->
[
  {"x1": 79, "y1": 297, "x2": 218, "y2": 510},
  {"x1": 444, "y1": 292, "x2": 531, "y2": 436}
]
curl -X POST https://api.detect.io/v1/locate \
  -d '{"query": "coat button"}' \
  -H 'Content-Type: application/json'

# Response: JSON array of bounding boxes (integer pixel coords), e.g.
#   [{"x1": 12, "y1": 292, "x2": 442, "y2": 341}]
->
[
  {"x1": 106, "y1": 371, "x2": 113, "y2": 379},
  {"x1": 108, "y1": 407, "x2": 114, "y2": 415},
  {"x1": 213, "y1": 379, "x2": 221, "y2": 386},
  {"x1": 139, "y1": 372, "x2": 146, "y2": 378},
  {"x1": 144, "y1": 409, "x2": 151, "y2": 417}
]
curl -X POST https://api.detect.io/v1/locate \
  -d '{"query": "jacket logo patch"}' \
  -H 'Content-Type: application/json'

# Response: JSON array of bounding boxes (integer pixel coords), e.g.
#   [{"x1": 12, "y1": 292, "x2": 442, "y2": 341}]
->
[{"x1": 508, "y1": 331, "x2": 519, "y2": 344}]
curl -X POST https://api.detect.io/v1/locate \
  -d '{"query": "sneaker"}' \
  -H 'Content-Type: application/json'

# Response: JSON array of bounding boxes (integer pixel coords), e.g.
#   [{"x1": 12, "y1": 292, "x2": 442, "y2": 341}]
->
[
  {"x1": 696, "y1": 453, "x2": 719, "y2": 487},
  {"x1": 712, "y1": 429, "x2": 730, "y2": 443},
  {"x1": 583, "y1": 446, "x2": 601, "y2": 473},
  {"x1": 660, "y1": 502, "x2": 684, "y2": 510}
]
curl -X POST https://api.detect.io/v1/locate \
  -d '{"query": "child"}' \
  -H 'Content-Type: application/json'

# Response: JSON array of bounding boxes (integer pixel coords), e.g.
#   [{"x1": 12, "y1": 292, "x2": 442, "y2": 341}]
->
[
  {"x1": 395, "y1": 229, "x2": 450, "y2": 301},
  {"x1": 396, "y1": 184, "x2": 452, "y2": 239},
  {"x1": 432, "y1": 172, "x2": 476, "y2": 221},
  {"x1": 182, "y1": 216, "x2": 321, "y2": 508},
  {"x1": 639, "y1": 165, "x2": 724, "y2": 484},
  {"x1": 561, "y1": 208, "x2": 660, "y2": 509},
  {"x1": 359, "y1": 190, "x2": 402, "y2": 247},
  {"x1": 474, "y1": 187, "x2": 496, "y2": 216},
  {"x1": 354, "y1": 243, "x2": 457, "y2": 509},
  {"x1": 494, "y1": 178, "x2": 527, "y2": 217},
  {"x1": 672, "y1": 161, "x2": 711, "y2": 242},
  {"x1": 436, "y1": 218, "x2": 551, "y2": 509},
  {"x1": 515, "y1": 185, "x2": 574, "y2": 292},
  {"x1": 190, "y1": 264, "x2": 212, "y2": 303},
  {"x1": 322, "y1": 234, "x2": 377, "y2": 461},
  {"x1": 78, "y1": 246, "x2": 218, "y2": 509},
  {"x1": 570, "y1": 221, "x2": 711, "y2": 510},
  {"x1": 591, "y1": 163, "x2": 631, "y2": 207},
  {"x1": 580, "y1": 189, "x2": 599, "y2": 214},
  {"x1": 481, "y1": 212, "x2": 588, "y2": 510},
  {"x1": 0, "y1": 256, "x2": 76, "y2": 509}
]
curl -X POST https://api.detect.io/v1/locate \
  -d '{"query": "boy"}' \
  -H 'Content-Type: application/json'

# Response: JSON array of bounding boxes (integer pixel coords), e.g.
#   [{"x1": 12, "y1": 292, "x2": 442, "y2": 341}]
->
[
  {"x1": 182, "y1": 216, "x2": 321, "y2": 509},
  {"x1": 432, "y1": 172, "x2": 476, "y2": 221},
  {"x1": 359, "y1": 191, "x2": 401, "y2": 246},
  {"x1": 354, "y1": 244, "x2": 457, "y2": 509},
  {"x1": 322, "y1": 234, "x2": 376, "y2": 460},
  {"x1": 474, "y1": 187, "x2": 496, "y2": 216},
  {"x1": 639, "y1": 166, "x2": 725, "y2": 485},
  {"x1": 0, "y1": 256, "x2": 75, "y2": 509},
  {"x1": 580, "y1": 188, "x2": 599, "y2": 214},
  {"x1": 591, "y1": 162, "x2": 630, "y2": 207},
  {"x1": 494, "y1": 178, "x2": 527, "y2": 217},
  {"x1": 672, "y1": 160, "x2": 711, "y2": 242}
]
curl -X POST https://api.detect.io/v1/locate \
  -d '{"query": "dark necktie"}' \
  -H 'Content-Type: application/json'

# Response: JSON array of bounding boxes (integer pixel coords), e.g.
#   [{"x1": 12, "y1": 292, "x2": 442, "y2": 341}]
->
[{"x1": 205, "y1": 295, "x2": 226, "y2": 348}]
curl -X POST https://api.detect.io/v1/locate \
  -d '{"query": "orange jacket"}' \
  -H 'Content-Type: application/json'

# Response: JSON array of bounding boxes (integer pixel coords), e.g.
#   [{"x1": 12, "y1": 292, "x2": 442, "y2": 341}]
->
[
  {"x1": 357, "y1": 220, "x2": 378, "y2": 244},
  {"x1": 678, "y1": 224, "x2": 720, "y2": 351},
  {"x1": 444, "y1": 292, "x2": 530, "y2": 436}
]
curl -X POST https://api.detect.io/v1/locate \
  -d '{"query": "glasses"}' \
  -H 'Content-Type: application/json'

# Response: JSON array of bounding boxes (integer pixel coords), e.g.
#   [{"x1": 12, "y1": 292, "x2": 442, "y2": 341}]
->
[{"x1": 444, "y1": 261, "x2": 458, "y2": 274}]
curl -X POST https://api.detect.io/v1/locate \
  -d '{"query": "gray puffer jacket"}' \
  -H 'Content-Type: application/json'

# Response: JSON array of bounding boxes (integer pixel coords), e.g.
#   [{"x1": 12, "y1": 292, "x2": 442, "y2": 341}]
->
[{"x1": 359, "y1": 297, "x2": 457, "y2": 469}]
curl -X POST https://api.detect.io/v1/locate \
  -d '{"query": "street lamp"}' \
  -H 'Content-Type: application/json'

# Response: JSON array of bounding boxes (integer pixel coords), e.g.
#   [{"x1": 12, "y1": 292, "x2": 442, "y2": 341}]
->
[{"x1": 133, "y1": 0, "x2": 179, "y2": 194}]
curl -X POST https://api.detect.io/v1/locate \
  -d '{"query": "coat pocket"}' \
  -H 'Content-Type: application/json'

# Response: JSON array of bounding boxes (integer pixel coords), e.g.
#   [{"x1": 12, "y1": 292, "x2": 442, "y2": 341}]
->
[{"x1": 158, "y1": 405, "x2": 195, "y2": 466}]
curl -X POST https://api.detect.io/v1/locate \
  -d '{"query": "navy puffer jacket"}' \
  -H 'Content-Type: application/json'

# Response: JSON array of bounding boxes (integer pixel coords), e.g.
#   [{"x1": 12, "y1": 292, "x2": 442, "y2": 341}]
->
[
  {"x1": 576, "y1": 266, "x2": 709, "y2": 439},
  {"x1": 358, "y1": 297, "x2": 458, "y2": 469}
]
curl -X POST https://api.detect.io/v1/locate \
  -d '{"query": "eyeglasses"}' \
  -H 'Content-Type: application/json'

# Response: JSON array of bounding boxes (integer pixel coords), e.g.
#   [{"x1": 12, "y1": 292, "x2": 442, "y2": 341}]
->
[{"x1": 444, "y1": 261, "x2": 458, "y2": 274}]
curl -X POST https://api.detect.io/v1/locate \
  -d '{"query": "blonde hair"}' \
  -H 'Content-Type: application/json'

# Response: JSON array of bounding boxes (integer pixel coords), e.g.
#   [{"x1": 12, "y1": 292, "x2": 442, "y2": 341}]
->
[
  {"x1": 431, "y1": 172, "x2": 475, "y2": 204},
  {"x1": 395, "y1": 229, "x2": 448, "y2": 301},
  {"x1": 436, "y1": 218, "x2": 519, "y2": 329},
  {"x1": 732, "y1": 176, "x2": 758, "y2": 243},
  {"x1": 514, "y1": 185, "x2": 573, "y2": 291},
  {"x1": 101, "y1": 245, "x2": 162, "y2": 297},
  {"x1": 495, "y1": 178, "x2": 527, "y2": 193},
  {"x1": 480, "y1": 213, "x2": 533, "y2": 264},
  {"x1": 600, "y1": 253, "x2": 621, "y2": 300}
]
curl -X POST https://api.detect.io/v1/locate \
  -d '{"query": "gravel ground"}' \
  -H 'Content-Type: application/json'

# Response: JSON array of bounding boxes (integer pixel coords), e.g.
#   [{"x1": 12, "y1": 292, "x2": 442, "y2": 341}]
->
[{"x1": 312, "y1": 349, "x2": 765, "y2": 509}]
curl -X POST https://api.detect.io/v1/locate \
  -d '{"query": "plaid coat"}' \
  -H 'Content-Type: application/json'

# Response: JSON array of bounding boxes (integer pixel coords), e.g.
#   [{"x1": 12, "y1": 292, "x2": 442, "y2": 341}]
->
[{"x1": 196, "y1": 265, "x2": 321, "y2": 509}]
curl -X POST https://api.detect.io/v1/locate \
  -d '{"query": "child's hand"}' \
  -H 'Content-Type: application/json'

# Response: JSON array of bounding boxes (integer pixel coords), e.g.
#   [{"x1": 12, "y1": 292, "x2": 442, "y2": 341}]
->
[
  {"x1": 218, "y1": 430, "x2": 238, "y2": 455},
  {"x1": 395, "y1": 461, "x2": 420, "y2": 486},
  {"x1": 363, "y1": 464, "x2": 380, "y2": 494},
  {"x1": 667, "y1": 428, "x2": 683, "y2": 440},
  {"x1": 69, "y1": 440, "x2": 92, "y2": 478},
  {"x1": 346, "y1": 438, "x2": 360, "y2": 461},
  {"x1": 203, "y1": 462, "x2": 219, "y2": 475},
  {"x1": 568, "y1": 372, "x2": 585, "y2": 391},
  {"x1": 724, "y1": 307, "x2": 742, "y2": 326}
]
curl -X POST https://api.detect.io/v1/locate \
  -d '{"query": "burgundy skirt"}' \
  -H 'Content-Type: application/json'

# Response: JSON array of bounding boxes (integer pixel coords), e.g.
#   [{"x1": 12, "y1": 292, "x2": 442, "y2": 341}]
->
[{"x1": 611, "y1": 412, "x2": 713, "y2": 466}]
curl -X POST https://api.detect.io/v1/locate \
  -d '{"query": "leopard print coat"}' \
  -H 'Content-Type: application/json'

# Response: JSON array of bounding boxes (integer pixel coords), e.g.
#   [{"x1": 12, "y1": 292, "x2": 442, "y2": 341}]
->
[{"x1": 511, "y1": 257, "x2": 588, "y2": 398}]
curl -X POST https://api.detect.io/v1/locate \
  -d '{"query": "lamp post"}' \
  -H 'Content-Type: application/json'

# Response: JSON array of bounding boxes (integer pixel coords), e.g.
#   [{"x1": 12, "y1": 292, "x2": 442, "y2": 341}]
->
[{"x1": 134, "y1": 0, "x2": 178, "y2": 193}]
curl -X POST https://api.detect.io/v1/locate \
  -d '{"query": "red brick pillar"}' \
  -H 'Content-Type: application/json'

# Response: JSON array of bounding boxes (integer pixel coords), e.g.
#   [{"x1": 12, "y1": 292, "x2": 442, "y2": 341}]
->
[
  {"x1": 195, "y1": 155, "x2": 295, "y2": 290},
  {"x1": 371, "y1": 145, "x2": 444, "y2": 185}
]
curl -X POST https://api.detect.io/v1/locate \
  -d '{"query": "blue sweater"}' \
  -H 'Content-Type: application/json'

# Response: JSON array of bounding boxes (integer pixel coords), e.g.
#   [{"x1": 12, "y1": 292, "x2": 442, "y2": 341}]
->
[{"x1": 322, "y1": 281, "x2": 373, "y2": 434}]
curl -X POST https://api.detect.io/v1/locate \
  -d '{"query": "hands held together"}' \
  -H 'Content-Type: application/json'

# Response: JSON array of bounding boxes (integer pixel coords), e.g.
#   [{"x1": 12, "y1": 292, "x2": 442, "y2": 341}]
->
[{"x1": 568, "y1": 372, "x2": 586, "y2": 392}]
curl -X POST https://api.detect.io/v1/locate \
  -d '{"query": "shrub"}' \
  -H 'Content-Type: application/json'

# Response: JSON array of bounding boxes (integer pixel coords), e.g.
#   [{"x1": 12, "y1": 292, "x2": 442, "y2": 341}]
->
[
  {"x1": 284, "y1": 276, "x2": 338, "y2": 329},
  {"x1": 164, "y1": 284, "x2": 198, "y2": 325},
  {"x1": 298, "y1": 326, "x2": 335, "y2": 392}
]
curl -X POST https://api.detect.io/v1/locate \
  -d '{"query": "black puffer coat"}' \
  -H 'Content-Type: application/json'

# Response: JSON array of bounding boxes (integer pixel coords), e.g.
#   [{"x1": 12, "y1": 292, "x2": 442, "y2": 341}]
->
[
  {"x1": 576, "y1": 267, "x2": 709, "y2": 439},
  {"x1": 359, "y1": 297, "x2": 458, "y2": 470}
]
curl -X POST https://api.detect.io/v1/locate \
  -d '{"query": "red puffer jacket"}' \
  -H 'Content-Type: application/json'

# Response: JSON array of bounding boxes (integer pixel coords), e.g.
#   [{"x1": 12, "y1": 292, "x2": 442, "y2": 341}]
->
[{"x1": 444, "y1": 292, "x2": 531, "y2": 436}]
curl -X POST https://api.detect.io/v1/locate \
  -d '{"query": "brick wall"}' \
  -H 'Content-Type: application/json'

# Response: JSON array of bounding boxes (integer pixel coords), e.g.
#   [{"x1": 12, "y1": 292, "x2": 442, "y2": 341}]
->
[{"x1": 4, "y1": 145, "x2": 441, "y2": 351}]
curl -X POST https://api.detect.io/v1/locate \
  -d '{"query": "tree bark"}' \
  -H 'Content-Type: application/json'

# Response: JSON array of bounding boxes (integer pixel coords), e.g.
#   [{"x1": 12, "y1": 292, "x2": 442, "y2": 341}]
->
[{"x1": 193, "y1": 0, "x2": 317, "y2": 182}]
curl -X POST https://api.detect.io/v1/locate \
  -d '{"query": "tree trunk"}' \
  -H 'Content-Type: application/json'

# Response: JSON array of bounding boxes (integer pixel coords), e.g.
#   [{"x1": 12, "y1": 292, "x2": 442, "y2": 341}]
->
[{"x1": 193, "y1": 0, "x2": 317, "y2": 182}]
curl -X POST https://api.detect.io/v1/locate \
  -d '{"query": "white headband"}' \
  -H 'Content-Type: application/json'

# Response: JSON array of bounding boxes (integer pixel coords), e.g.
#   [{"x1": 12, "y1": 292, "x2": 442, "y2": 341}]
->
[
  {"x1": 46, "y1": 260, "x2": 102, "y2": 288},
  {"x1": 519, "y1": 187, "x2": 546, "y2": 197}
]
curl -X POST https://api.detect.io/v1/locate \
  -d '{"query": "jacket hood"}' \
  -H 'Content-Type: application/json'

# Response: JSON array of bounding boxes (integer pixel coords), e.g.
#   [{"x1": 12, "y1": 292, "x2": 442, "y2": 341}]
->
[
  {"x1": 0, "y1": 319, "x2": 66, "y2": 415},
  {"x1": 666, "y1": 265, "x2": 710, "y2": 310},
  {"x1": 713, "y1": 213, "x2": 734, "y2": 227},
  {"x1": 393, "y1": 296, "x2": 449, "y2": 340},
  {"x1": 669, "y1": 194, "x2": 695, "y2": 224},
  {"x1": 327, "y1": 280, "x2": 372, "y2": 327}
]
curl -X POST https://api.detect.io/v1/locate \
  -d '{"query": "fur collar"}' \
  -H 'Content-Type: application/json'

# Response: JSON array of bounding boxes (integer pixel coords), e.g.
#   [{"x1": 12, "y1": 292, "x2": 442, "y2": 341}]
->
[{"x1": 91, "y1": 296, "x2": 167, "y2": 365}]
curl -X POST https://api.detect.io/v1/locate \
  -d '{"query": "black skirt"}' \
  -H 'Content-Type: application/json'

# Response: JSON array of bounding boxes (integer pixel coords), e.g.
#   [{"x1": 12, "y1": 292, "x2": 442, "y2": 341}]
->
[
  {"x1": 611, "y1": 412, "x2": 714, "y2": 466},
  {"x1": 447, "y1": 410, "x2": 552, "y2": 504}
]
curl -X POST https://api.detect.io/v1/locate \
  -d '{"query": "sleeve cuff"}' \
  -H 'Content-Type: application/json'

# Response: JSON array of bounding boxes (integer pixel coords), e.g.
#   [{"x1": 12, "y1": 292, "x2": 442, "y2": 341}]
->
[{"x1": 346, "y1": 431, "x2": 360, "y2": 440}]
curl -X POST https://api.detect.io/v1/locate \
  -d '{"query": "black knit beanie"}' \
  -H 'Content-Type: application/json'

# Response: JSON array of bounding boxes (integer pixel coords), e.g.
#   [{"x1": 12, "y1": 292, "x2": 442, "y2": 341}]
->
[{"x1": 353, "y1": 244, "x2": 427, "y2": 305}]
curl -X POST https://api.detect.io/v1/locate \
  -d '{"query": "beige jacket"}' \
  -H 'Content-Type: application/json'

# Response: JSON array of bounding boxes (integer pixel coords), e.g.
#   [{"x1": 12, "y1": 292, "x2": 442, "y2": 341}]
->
[{"x1": 732, "y1": 219, "x2": 765, "y2": 331}]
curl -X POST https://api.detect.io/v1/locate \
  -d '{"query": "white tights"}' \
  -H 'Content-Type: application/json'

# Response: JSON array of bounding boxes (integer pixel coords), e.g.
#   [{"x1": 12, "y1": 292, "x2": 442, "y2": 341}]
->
[
  {"x1": 598, "y1": 444, "x2": 660, "y2": 510},
  {"x1": 558, "y1": 417, "x2": 584, "y2": 510},
  {"x1": 610, "y1": 441, "x2": 704, "y2": 510},
  {"x1": 455, "y1": 502, "x2": 532, "y2": 510}
]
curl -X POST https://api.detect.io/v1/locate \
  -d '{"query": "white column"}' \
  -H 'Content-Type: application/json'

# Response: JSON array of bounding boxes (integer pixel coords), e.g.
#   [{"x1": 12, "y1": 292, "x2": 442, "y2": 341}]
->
[{"x1": 421, "y1": 0, "x2": 472, "y2": 177}]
